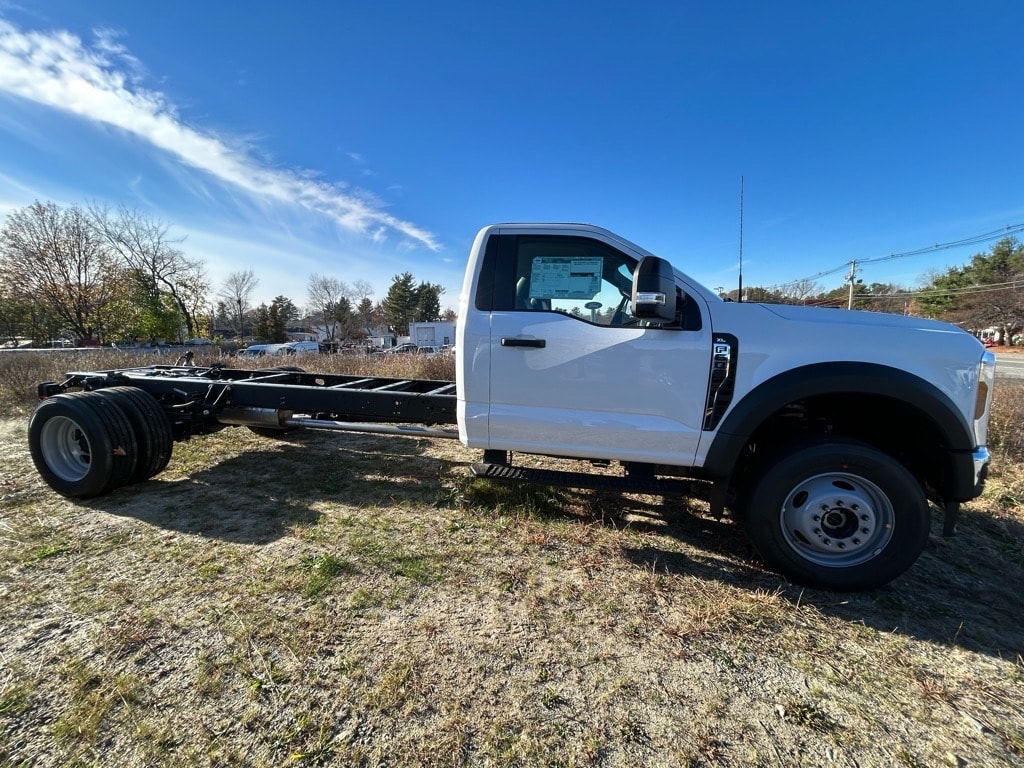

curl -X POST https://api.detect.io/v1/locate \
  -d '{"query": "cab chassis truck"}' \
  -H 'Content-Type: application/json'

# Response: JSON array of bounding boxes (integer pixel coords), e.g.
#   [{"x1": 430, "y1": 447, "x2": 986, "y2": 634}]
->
[{"x1": 26, "y1": 224, "x2": 996, "y2": 591}]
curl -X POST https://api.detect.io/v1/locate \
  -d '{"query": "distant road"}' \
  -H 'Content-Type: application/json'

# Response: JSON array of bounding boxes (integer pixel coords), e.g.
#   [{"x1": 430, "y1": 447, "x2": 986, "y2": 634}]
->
[{"x1": 995, "y1": 351, "x2": 1024, "y2": 380}]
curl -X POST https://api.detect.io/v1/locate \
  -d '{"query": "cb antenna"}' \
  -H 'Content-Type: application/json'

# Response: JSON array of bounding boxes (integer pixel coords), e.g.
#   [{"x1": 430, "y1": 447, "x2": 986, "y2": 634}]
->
[{"x1": 738, "y1": 176, "x2": 744, "y2": 302}]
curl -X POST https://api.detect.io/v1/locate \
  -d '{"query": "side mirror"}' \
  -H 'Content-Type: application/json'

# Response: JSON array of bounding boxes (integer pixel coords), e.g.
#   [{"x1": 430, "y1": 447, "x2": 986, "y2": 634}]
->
[{"x1": 632, "y1": 256, "x2": 677, "y2": 324}]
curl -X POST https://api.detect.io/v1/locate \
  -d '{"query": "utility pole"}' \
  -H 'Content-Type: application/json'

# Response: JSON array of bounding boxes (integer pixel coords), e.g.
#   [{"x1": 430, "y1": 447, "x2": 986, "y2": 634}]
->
[{"x1": 845, "y1": 260, "x2": 859, "y2": 310}]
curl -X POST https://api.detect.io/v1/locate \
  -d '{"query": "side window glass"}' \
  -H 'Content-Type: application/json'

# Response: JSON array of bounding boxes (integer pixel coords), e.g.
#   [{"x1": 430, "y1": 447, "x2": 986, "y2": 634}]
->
[{"x1": 513, "y1": 236, "x2": 640, "y2": 326}]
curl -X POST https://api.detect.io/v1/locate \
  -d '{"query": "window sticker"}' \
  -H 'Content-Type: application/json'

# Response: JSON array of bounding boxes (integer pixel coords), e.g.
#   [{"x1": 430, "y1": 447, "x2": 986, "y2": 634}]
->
[{"x1": 529, "y1": 256, "x2": 603, "y2": 299}]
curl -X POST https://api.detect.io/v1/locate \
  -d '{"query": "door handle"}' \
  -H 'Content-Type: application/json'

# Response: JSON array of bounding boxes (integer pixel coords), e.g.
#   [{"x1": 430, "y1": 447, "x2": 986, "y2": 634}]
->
[{"x1": 501, "y1": 338, "x2": 546, "y2": 348}]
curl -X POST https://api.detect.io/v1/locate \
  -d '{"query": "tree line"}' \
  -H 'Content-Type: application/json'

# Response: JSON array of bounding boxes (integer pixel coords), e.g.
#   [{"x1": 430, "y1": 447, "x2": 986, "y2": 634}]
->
[{"x1": 0, "y1": 201, "x2": 450, "y2": 347}]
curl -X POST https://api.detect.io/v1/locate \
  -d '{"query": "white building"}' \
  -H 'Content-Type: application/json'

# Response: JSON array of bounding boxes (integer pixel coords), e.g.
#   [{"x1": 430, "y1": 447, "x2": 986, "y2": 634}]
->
[{"x1": 407, "y1": 321, "x2": 455, "y2": 348}]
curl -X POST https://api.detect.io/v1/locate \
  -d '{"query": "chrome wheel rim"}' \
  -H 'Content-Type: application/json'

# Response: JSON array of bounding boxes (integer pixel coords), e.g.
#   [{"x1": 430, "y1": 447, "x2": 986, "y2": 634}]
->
[
  {"x1": 779, "y1": 472, "x2": 895, "y2": 567},
  {"x1": 39, "y1": 415, "x2": 92, "y2": 481}
]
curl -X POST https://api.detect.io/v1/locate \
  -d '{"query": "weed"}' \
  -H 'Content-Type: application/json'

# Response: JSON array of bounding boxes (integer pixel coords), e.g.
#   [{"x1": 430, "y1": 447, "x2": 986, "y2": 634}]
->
[
  {"x1": 347, "y1": 530, "x2": 442, "y2": 585},
  {"x1": 540, "y1": 686, "x2": 568, "y2": 709},
  {"x1": 53, "y1": 659, "x2": 146, "y2": 747},
  {"x1": 895, "y1": 748, "x2": 928, "y2": 767},
  {"x1": 347, "y1": 587, "x2": 381, "y2": 611},
  {"x1": 20, "y1": 541, "x2": 70, "y2": 564},
  {"x1": 0, "y1": 681, "x2": 31, "y2": 717},
  {"x1": 364, "y1": 660, "x2": 417, "y2": 713},
  {"x1": 779, "y1": 697, "x2": 839, "y2": 734},
  {"x1": 301, "y1": 552, "x2": 357, "y2": 598}
]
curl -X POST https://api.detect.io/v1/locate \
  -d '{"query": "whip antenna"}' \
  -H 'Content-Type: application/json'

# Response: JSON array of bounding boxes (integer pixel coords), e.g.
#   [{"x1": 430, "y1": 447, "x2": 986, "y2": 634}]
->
[{"x1": 738, "y1": 176, "x2": 744, "y2": 302}]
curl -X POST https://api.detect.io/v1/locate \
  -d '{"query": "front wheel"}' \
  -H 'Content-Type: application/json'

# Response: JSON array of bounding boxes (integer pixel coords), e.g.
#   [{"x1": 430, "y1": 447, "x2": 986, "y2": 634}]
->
[{"x1": 741, "y1": 438, "x2": 930, "y2": 591}]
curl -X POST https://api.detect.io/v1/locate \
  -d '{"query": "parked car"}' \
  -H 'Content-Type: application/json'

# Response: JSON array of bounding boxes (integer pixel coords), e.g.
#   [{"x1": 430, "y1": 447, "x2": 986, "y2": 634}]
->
[
  {"x1": 238, "y1": 344, "x2": 271, "y2": 358},
  {"x1": 385, "y1": 343, "x2": 419, "y2": 355},
  {"x1": 282, "y1": 340, "x2": 320, "y2": 354},
  {"x1": 184, "y1": 338, "x2": 213, "y2": 346}
]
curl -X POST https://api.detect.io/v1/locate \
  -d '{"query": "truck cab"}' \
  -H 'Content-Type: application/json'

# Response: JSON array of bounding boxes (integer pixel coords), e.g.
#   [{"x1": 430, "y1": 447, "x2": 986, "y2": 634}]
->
[{"x1": 457, "y1": 224, "x2": 716, "y2": 466}]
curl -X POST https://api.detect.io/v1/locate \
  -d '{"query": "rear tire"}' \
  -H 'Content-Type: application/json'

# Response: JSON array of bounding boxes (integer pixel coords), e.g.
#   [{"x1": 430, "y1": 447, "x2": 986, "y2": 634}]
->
[
  {"x1": 28, "y1": 392, "x2": 139, "y2": 498},
  {"x1": 741, "y1": 438, "x2": 930, "y2": 591},
  {"x1": 100, "y1": 387, "x2": 174, "y2": 481}
]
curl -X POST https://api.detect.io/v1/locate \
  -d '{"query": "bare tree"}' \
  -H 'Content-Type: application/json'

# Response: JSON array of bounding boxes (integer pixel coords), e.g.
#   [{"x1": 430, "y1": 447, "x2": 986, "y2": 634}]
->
[
  {"x1": 0, "y1": 201, "x2": 120, "y2": 342},
  {"x1": 90, "y1": 204, "x2": 205, "y2": 339},
  {"x1": 307, "y1": 273, "x2": 348, "y2": 342},
  {"x1": 351, "y1": 279, "x2": 374, "y2": 304},
  {"x1": 218, "y1": 269, "x2": 259, "y2": 339},
  {"x1": 778, "y1": 278, "x2": 822, "y2": 304}
]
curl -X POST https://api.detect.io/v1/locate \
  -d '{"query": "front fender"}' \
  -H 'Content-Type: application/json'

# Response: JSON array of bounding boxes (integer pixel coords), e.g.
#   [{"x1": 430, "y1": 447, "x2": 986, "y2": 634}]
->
[{"x1": 701, "y1": 362, "x2": 975, "y2": 484}]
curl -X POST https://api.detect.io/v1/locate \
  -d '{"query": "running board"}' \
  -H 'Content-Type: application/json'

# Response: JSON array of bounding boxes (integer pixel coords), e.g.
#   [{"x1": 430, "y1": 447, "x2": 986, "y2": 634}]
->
[{"x1": 470, "y1": 461, "x2": 701, "y2": 496}]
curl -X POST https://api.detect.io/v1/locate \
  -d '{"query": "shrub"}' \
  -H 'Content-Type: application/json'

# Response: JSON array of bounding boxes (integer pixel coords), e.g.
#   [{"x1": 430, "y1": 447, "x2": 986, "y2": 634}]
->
[{"x1": 988, "y1": 379, "x2": 1024, "y2": 463}]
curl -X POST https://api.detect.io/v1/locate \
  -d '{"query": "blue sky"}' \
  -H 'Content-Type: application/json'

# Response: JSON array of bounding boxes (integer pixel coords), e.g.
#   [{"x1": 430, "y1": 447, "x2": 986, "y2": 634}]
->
[{"x1": 1, "y1": 2, "x2": 1022, "y2": 309}]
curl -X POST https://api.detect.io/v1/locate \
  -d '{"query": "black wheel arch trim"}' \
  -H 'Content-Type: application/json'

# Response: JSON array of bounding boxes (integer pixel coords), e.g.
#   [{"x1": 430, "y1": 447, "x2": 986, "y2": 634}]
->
[{"x1": 702, "y1": 361, "x2": 979, "y2": 497}]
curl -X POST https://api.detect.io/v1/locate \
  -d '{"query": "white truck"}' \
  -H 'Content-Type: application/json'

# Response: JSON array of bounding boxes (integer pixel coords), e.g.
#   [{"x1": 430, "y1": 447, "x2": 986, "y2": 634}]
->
[{"x1": 27, "y1": 223, "x2": 996, "y2": 591}]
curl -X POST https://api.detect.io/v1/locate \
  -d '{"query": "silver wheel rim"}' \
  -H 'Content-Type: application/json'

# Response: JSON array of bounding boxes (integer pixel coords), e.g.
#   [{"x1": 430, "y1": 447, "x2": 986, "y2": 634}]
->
[
  {"x1": 40, "y1": 415, "x2": 93, "y2": 482},
  {"x1": 779, "y1": 472, "x2": 895, "y2": 567}
]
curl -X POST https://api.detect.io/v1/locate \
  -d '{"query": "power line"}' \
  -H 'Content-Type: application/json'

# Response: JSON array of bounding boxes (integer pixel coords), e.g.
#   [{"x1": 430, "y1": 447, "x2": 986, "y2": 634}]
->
[
  {"x1": 854, "y1": 278, "x2": 1024, "y2": 301},
  {"x1": 860, "y1": 224, "x2": 1024, "y2": 266},
  {"x1": 778, "y1": 223, "x2": 1024, "y2": 289}
]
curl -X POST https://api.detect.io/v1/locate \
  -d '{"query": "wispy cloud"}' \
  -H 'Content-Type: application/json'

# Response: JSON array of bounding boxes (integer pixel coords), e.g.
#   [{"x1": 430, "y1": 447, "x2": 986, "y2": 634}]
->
[{"x1": 0, "y1": 19, "x2": 440, "y2": 250}]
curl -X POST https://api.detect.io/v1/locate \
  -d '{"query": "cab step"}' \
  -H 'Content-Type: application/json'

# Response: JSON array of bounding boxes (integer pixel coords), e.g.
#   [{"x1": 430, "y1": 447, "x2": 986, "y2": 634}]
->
[{"x1": 469, "y1": 461, "x2": 698, "y2": 496}]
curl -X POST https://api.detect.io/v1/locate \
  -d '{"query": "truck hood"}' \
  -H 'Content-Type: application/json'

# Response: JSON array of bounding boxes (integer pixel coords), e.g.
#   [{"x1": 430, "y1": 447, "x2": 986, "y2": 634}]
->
[
  {"x1": 708, "y1": 301, "x2": 987, "y2": 410},
  {"x1": 756, "y1": 303, "x2": 966, "y2": 335}
]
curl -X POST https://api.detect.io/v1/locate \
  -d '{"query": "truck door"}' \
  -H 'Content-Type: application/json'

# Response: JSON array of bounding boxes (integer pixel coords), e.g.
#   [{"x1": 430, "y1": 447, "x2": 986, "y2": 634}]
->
[{"x1": 485, "y1": 233, "x2": 712, "y2": 466}]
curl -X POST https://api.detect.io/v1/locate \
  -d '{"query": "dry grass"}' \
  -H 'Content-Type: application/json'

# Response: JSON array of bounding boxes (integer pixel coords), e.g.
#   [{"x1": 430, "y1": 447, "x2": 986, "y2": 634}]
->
[
  {"x1": 1, "y1": 351, "x2": 1023, "y2": 766},
  {"x1": 0, "y1": 348, "x2": 457, "y2": 418}
]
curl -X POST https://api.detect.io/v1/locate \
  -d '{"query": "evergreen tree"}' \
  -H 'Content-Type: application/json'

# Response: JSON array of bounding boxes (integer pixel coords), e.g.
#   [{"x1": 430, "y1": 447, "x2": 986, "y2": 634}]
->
[
  {"x1": 253, "y1": 304, "x2": 271, "y2": 341},
  {"x1": 384, "y1": 272, "x2": 417, "y2": 333},
  {"x1": 415, "y1": 281, "x2": 444, "y2": 322},
  {"x1": 357, "y1": 297, "x2": 377, "y2": 335},
  {"x1": 917, "y1": 237, "x2": 1024, "y2": 338}
]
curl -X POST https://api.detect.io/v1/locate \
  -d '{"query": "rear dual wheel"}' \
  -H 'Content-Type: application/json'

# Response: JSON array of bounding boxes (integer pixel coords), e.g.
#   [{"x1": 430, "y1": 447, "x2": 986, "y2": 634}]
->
[
  {"x1": 28, "y1": 388, "x2": 173, "y2": 498},
  {"x1": 101, "y1": 387, "x2": 174, "y2": 481}
]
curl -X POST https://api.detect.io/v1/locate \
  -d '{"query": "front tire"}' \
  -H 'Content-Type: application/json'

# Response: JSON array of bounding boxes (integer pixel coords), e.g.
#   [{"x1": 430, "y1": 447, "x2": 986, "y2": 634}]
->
[{"x1": 741, "y1": 438, "x2": 930, "y2": 591}]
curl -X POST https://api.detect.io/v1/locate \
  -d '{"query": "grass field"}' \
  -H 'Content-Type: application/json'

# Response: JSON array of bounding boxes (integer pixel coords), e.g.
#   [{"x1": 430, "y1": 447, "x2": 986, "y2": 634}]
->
[{"x1": 1, "y1": 350, "x2": 1022, "y2": 767}]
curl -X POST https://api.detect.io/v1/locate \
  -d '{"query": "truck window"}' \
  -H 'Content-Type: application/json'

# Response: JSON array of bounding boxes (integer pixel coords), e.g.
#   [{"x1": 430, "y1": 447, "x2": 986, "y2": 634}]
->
[{"x1": 512, "y1": 236, "x2": 640, "y2": 326}]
